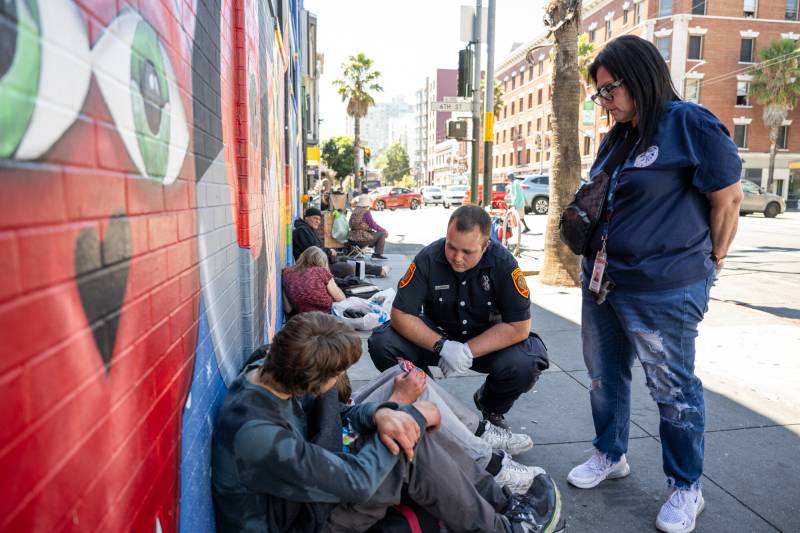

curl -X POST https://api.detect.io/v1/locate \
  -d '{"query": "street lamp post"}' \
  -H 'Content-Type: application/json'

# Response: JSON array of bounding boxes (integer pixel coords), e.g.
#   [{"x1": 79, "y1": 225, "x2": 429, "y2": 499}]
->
[{"x1": 680, "y1": 60, "x2": 706, "y2": 98}]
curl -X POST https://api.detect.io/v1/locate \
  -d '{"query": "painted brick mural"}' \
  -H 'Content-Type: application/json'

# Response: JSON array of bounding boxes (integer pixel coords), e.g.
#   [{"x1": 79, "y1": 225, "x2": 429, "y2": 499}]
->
[{"x1": 0, "y1": 0, "x2": 303, "y2": 531}]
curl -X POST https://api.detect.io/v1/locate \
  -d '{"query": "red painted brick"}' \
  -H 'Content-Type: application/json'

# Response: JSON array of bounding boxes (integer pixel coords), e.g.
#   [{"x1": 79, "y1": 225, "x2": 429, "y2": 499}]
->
[
  {"x1": 178, "y1": 266, "x2": 199, "y2": 303},
  {"x1": 163, "y1": 178, "x2": 190, "y2": 212},
  {"x1": 0, "y1": 232, "x2": 22, "y2": 303},
  {"x1": 126, "y1": 249, "x2": 168, "y2": 300},
  {"x1": 150, "y1": 278, "x2": 181, "y2": 325},
  {"x1": 169, "y1": 297, "x2": 198, "y2": 346},
  {"x1": 148, "y1": 213, "x2": 178, "y2": 250},
  {"x1": 45, "y1": 114, "x2": 99, "y2": 170},
  {"x1": 17, "y1": 222, "x2": 99, "y2": 292},
  {"x1": 0, "y1": 369, "x2": 28, "y2": 449},
  {"x1": 127, "y1": 215, "x2": 150, "y2": 254},
  {"x1": 95, "y1": 121, "x2": 138, "y2": 175},
  {"x1": 126, "y1": 175, "x2": 166, "y2": 215},
  {"x1": 167, "y1": 237, "x2": 197, "y2": 277},
  {"x1": 0, "y1": 165, "x2": 66, "y2": 230},
  {"x1": 63, "y1": 169, "x2": 126, "y2": 221},
  {"x1": 176, "y1": 210, "x2": 196, "y2": 241}
]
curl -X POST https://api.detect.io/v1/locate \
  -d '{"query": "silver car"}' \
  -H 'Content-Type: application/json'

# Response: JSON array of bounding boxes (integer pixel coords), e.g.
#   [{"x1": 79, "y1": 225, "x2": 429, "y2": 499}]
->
[
  {"x1": 420, "y1": 186, "x2": 445, "y2": 206},
  {"x1": 517, "y1": 175, "x2": 550, "y2": 215},
  {"x1": 740, "y1": 180, "x2": 785, "y2": 218},
  {"x1": 443, "y1": 184, "x2": 469, "y2": 208}
]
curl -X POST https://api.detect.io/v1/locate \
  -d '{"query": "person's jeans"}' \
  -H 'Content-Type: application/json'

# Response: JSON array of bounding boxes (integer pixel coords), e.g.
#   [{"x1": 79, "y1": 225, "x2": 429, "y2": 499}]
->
[
  {"x1": 581, "y1": 273, "x2": 714, "y2": 488},
  {"x1": 365, "y1": 230, "x2": 387, "y2": 255}
]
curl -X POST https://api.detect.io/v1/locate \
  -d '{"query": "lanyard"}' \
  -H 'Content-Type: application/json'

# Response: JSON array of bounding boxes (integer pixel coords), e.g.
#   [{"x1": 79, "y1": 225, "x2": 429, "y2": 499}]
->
[{"x1": 600, "y1": 133, "x2": 640, "y2": 250}]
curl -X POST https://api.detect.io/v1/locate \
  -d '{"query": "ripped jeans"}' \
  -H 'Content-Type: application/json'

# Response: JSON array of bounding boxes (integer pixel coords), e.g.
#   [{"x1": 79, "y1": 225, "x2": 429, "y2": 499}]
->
[{"x1": 581, "y1": 273, "x2": 714, "y2": 488}]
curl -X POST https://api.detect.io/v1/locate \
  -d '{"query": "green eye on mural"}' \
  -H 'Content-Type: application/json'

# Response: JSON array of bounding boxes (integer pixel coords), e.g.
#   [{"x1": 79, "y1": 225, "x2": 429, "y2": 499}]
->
[
  {"x1": 0, "y1": 0, "x2": 41, "y2": 158},
  {"x1": 130, "y1": 20, "x2": 170, "y2": 179}
]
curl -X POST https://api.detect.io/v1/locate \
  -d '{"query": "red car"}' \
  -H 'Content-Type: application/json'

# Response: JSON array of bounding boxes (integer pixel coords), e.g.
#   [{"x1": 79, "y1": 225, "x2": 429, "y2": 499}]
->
[
  {"x1": 369, "y1": 186, "x2": 423, "y2": 211},
  {"x1": 463, "y1": 181, "x2": 508, "y2": 209}
]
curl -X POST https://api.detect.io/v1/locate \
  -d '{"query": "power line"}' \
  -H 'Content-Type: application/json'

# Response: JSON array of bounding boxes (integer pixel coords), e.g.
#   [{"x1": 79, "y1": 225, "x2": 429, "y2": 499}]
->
[{"x1": 698, "y1": 49, "x2": 800, "y2": 89}]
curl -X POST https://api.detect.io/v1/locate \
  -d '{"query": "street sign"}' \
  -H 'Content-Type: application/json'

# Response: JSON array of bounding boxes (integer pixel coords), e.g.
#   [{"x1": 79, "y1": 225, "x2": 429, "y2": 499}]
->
[
  {"x1": 433, "y1": 101, "x2": 472, "y2": 112},
  {"x1": 582, "y1": 100, "x2": 596, "y2": 126},
  {"x1": 443, "y1": 96, "x2": 469, "y2": 103}
]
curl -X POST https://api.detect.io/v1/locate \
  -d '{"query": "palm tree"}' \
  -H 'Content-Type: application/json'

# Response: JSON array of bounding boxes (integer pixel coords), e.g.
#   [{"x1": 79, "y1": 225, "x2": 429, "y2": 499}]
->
[
  {"x1": 539, "y1": 0, "x2": 582, "y2": 287},
  {"x1": 577, "y1": 32, "x2": 596, "y2": 86},
  {"x1": 748, "y1": 39, "x2": 800, "y2": 192},
  {"x1": 333, "y1": 53, "x2": 383, "y2": 191},
  {"x1": 480, "y1": 79, "x2": 506, "y2": 116}
]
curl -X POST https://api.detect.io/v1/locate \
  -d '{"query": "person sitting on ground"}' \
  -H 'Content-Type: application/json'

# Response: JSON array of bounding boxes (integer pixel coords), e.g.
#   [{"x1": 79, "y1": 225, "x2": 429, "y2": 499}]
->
[
  {"x1": 282, "y1": 246, "x2": 346, "y2": 314},
  {"x1": 293, "y1": 207, "x2": 388, "y2": 278},
  {"x1": 348, "y1": 361, "x2": 541, "y2": 495},
  {"x1": 349, "y1": 195, "x2": 389, "y2": 260},
  {"x1": 211, "y1": 312, "x2": 562, "y2": 533},
  {"x1": 505, "y1": 172, "x2": 531, "y2": 233}
]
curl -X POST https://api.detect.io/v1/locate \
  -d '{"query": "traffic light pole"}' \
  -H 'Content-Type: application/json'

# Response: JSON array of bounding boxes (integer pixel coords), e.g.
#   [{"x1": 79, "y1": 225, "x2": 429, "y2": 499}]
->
[
  {"x1": 469, "y1": 0, "x2": 483, "y2": 206},
  {"x1": 482, "y1": 0, "x2": 495, "y2": 207}
]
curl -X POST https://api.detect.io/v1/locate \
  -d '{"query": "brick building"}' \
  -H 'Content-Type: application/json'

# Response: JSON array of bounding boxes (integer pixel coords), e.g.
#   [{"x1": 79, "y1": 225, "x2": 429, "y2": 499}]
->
[{"x1": 493, "y1": 0, "x2": 800, "y2": 206}]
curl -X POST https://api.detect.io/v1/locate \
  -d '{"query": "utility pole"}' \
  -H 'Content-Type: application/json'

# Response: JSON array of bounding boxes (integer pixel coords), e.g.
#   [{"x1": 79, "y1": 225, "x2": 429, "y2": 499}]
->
[
  {"x1": 469, "y1": 0, "x2": 483, "y2": 205},
  {"x1": 482, "y1": 0, "x2": 495, "y2": 207}
]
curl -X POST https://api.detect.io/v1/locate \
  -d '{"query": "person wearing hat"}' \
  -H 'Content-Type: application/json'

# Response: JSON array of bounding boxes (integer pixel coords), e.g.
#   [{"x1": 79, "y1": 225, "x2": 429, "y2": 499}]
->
[
  {"x1": 293, "y1": 207, "x2": 388, "y2": 277},
  {"x1": 505, "y1": 173, "x2": 530, "y2": 233},
  {"x1": 349, "y1": 195, "x2": 389, "y2": 260}
]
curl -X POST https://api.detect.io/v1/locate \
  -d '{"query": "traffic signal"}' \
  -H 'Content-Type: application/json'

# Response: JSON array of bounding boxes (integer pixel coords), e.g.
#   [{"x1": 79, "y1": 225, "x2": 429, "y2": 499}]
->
[
  {"x1": 363, "y1": 147, "x2": 371, "y2": 165},
  {"x1": 357, "y1": 169, "x2": 364, "y2": 177},
  {"x1": 458, "y1": 48, "x2": 472, "y2": 97}
]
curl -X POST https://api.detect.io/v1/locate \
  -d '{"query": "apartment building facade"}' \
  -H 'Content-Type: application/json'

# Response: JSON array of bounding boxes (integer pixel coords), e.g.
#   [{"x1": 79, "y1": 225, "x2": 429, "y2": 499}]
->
[
  {"x1": 413, "y1": 69, "x2": 459, "y2": 185},
  {"x1": 493, "y1": 0, "x2": 800, "y2": 205}
]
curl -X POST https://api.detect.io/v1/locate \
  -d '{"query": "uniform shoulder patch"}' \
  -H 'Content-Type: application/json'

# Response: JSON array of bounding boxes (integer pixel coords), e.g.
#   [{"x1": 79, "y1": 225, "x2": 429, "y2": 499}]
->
[
  {"x1": 398, "y1": 261, "x2": 417, "y2": 289},
  {"x1": 511, "y1": 267, "x2": 530, "y2": 299}
]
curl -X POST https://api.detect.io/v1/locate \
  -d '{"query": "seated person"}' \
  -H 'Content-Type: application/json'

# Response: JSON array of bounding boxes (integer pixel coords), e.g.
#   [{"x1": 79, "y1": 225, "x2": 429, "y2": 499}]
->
[
  {"x1": 349, "y1": 362, "x2": 540, "y2": 495},
  {"x1": 211, "y1": 312, "x2": 562, "y2": 533},
  {"x1": 282, "y1": 246, "x2": 345, "y2": 314},
  {"x1": 293, "y1": 207, "x2": 388, "y2": 277},
  {"x1": 349, "y1": 195, "x2": 389, "y2": 260}
]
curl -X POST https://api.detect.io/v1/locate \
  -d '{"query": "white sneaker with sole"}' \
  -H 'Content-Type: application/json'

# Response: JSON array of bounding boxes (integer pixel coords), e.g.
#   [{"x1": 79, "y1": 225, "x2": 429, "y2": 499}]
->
[
  {"x1": 494, "y1": 452, "x2": 544, "y2": 495},
  {"x1": 656, "y1": 486, "x2": 705, "y2": 533},
  {"x1": 566, "y1": 449, "x2": 630, "y2": 489},
  {"x1": 479, "y1": 420, "x2": 534, "y2": 456}
]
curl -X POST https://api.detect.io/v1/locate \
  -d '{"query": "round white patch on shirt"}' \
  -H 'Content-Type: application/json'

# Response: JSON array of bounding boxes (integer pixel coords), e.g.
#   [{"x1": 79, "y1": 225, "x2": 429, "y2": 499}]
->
[{"x1": 634, "y1": 145, "x2": 659, "y2": 168}]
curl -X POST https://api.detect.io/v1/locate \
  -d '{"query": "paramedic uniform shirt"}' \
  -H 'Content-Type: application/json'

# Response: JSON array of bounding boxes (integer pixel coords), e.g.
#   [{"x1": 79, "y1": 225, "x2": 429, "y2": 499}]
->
[
  {"x1": 393, "y1": 238, "x2": 531, "y2": 342},
  {"x1": 582, "y1": 100, "x2": 742, "y2": 291}
]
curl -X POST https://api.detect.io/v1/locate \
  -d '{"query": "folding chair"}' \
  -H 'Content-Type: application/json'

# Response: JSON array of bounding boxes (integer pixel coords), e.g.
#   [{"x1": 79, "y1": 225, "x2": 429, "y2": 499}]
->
[{"x1": 344, "y1": 240, "x2": 373, "y2": 260}]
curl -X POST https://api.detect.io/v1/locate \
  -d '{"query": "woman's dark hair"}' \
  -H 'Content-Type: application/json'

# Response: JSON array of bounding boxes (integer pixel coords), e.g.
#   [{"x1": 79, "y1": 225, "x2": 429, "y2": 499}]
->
[{"x1": 588, "y1": 35, "x2": 681, "y2": 152}]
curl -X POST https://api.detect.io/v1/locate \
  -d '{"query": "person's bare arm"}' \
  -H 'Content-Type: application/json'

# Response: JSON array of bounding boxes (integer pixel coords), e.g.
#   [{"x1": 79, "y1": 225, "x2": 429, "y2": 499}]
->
[
  {"x1": 388, "y1": 370, "x2": 427, "y2": 404},
  {"x1": 390, "y1": 307, "x2": 442, "y2": 351},
  {"x1": 326, "y1": 278, "x2": 346, "y2": 302},
  {"x1": 466, "y1": 319, "x2": 531, "y2": 357},
  {"x1": 707, "y1": 181, "x2": 743, "y2": 270}
]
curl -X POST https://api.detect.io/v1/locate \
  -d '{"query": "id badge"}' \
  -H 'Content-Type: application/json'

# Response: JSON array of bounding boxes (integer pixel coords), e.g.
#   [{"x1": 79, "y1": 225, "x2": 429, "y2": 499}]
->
[{"x1": 589, "y1": 250, "x2": 607, "y2": 293}]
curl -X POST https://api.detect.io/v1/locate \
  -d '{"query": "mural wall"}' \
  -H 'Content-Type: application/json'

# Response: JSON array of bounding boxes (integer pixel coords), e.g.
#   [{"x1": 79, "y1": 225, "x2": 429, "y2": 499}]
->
[{"x1": 0, "y1": 0, "x2": 302, "y2": 530}]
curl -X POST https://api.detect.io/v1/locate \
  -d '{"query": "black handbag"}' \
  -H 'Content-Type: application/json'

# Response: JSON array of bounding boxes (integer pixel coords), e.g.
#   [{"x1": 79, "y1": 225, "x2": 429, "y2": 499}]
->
[{"x1": 559, "y1": 131, "x2": 638, "y2": 256}]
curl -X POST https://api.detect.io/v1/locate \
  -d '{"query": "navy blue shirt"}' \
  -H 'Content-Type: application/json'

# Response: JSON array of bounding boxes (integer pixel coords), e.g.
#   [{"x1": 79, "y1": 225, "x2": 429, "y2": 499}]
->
[
  {"x1": 582, "y1": 101, "x2": 741, "y2": 290},
  {"x1": 393, "y1": 238, "x2": 531, "y2": 341}
]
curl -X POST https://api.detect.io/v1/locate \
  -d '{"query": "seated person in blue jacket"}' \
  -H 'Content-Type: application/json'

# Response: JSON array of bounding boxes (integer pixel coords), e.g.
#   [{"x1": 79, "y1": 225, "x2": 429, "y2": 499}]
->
[{"x1": 211, "y1": 312, "x2": 562, "y2": 533}]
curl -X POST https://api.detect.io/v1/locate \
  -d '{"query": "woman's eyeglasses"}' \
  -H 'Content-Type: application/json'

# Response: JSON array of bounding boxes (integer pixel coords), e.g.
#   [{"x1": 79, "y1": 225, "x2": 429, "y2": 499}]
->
[{"x1": 590, "y1": 79, "x2": 624, "y2": 104}]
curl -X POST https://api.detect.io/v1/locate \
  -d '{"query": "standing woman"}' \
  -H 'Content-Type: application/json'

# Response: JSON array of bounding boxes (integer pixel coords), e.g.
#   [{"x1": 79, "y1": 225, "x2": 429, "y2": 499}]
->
[{"x1": 566, "y1": 36, "x2": 742, "y2": 533}]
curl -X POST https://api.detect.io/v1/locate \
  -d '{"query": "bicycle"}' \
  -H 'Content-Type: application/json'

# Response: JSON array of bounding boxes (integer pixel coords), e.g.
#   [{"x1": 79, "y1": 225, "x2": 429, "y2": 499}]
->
[{"x1": 485, "y1": 202, "x2": 523, "y2": 257}]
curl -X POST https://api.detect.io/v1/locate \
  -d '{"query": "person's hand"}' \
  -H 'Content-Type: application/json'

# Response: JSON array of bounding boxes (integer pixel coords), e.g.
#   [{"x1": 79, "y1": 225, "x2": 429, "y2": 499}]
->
[
  {"x1": 389, "y1": 369, "x2": 427, "y2": 404},
  {"x1": 330, "y1": 249, "x2": 337, "y2": 257},
  {"x1": 374, "y1": 407, "x2": 421, "y2": 461},
  {"x1": 438, "y1": 340, "x2": 473, "y2": 377},
  {"x1": 412, "y1": 400, "x2": 441, "y2": 432}
]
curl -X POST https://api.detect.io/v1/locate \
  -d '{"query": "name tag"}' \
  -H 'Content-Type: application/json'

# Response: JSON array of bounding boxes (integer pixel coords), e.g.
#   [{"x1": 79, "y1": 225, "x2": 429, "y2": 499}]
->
[{"x1": 434, "y1": 284, "x2": 450, "y2": 291}]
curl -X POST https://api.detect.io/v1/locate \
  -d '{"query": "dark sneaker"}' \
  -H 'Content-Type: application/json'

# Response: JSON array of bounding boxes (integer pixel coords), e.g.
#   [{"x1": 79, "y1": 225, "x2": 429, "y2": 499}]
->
[
  {"x1": 505, "y1": 472, "x2": 565, "y2": 533},
  {"x1": 474, "y1": 384, "x2": 510, "y2": 430},
  {"x1": 371, "y1": 253, "x2": 388, "y2": 260}
]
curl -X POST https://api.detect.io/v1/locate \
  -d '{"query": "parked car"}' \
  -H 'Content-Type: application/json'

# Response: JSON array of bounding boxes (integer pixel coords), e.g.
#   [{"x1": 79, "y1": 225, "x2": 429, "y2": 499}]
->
[
  {"x1": 740, "y1": 180, "x2": 785, "y2": 218},
  {"x1": 517, "y1": 175, "x2": 550, "y2": 215},
  {"x1": 443, "y1": 184, "x2": 469, "y2": 208},
  {"x1": 420, "y1": 186, "x2": 445, "y2": 206},
  {"x1": 370, "y1": 186, "x2": 423, "y2": 211},
  {"x1": 463, "y1": 181, "x2": 509, "y2": 209}
]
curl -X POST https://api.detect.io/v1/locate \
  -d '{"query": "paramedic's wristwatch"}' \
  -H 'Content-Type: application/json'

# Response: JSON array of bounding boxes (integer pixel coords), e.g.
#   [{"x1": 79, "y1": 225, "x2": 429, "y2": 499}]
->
[{"x1": 433, "y1": 337, "x2": 446, "y2": 355}]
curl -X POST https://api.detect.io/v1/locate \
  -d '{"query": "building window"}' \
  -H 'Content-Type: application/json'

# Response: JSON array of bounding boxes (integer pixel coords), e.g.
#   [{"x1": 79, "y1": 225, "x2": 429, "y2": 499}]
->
[
  {"x1": 635, "y1": 3, "x2": 644, "y2": 24},
  {"x1": 495, "y1": 155, "x2": 499, "y2": 166},
  {"x1": 496, "y1": 132, "x2": 499, "y2": 143},
  {"x1": 527, "y1": 121, "x2": 532, "y2": 135},
  {"x1": 778, "y1": 125, "x2": 789, "y2": 149},
  {"x1": 547, "y1": 114, "x2": 552, "y2": 130},
  {"x1": 623, "y1": 7, "x2": 629, "y2": 24},
  {"x1": 538, "y1": 59, "x2": 544, "y2": 75},
  {"x1": 740, "y1": 38, "x2": 755, "y2": 62},
  {"x1": 744, "y1": 0, "x2": 757, "y2": 17},
  {"x1": 518, "y1": 124, "x2": 523, "y2": 137},
  {"x1": 503, "y1": 130, "x2": 507, "y2": 142},
  {"x1": 536, "y1": 117, "x2": 542, "y2": 131},
  {"x1": 659, "y1": 0, "x2": 673, "y2": 16},
  {"x1": 692, "y1": 0, "x2": 707, "y2": 15},
  {"x1": 519, "y1": 71, "x2": 525, "y2": 84},
  {"x1": 517, "y1": 150, "x2": 523, "y2": 165},
  {"x1": 548, "y1": 85, "x2": 552, "y2": 100},
  {"x1": 685, "y1": 78, "x2": 700, "y2": 102},
  {"x1": 787, "y1": 0, "x2": 799, "y2": 20},
  {"x1": 589, "y1": 28, "x2": 597, "y2": 42},
  {"x1": 528, "y1": 94, "x2": 533, "y2": 108},
  {"x1": 583, "y1": 136, "x2": 591, "y2": 155},
  {"x1": 744, "y1": 167, "x2": 762, "y2": 185},
  {"x1": 504, "y1": 107, "x2": 507, "y2": 119},
  {"x1": 526, "y1": 149, "x2": 531, "y2": 163},
  {"x1": 519, "y1": 97, "x2": 524, "y2": 112},
  {"x1": 510, "y1": 152, "x2": 515, "y2": 165},
  {"x1": 511, "y1": 102, "x2": 515, "y2": 115},
  {"x1": 656, "y1": 36, "x2": 671, "y2": 60},
  {"x1": 529, "y1": 65, "x2": 535, "y2": 79},
  {"x1": 736, "y1": 81, "x2": 751, "y2": 106},
  {"x1": 733, "y1": 124, "x2": 748, "y2": 148},
  {"x1": 535, "y1": 151, "x2": 540, "y2": 162},
  {"x1": 605, "y1": 19, "x2": 612, "y2": 40},
  {"x1": 688, "y1": 35, "x2": 703, "y2": 60},
  {"x1": 537, "y1": 89, "x2": 543, "y2": 105},
  {"x1": 546, "y1": 150, "x2": 550, "y2": 161},
  {"x1": 510, "y1": 127, "x2": 515, "y2": 140},
  {"x1": 502, "y1": 154, "x2": 506, "y2": 166}
]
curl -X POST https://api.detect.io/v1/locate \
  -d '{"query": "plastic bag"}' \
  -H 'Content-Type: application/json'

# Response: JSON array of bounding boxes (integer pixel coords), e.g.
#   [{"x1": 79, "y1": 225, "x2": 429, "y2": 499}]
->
[
  {"x1": 331, "y1": 211, "x2": 349, "y2": 242},
  {"x1": 331, "y1": 289, "x2": 395, "y2": 331}
]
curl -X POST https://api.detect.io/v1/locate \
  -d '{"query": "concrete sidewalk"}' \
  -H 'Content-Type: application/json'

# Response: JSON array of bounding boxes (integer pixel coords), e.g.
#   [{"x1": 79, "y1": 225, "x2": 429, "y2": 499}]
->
[{"x1": 349, "y1": 243, "x2": 800, "y2": 532}]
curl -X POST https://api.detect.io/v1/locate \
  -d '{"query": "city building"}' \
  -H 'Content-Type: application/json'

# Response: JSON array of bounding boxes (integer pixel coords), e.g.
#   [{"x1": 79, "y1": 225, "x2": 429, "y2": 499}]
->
[
  {"x1": 413, "y1": 69, "x2": 459, "y2": 184},
  {"x1": 346, "y1": 96, "x2": 413, "y2": 156},
  {"x1": 432, "y1": 139, "x2": 470, "y2": 186},
  {"x1": 301, "y1": 9, "x2": 322, "y2": 191},
  {"x1": 493, "y1": 0, "x2": 800, "y2": 206}
]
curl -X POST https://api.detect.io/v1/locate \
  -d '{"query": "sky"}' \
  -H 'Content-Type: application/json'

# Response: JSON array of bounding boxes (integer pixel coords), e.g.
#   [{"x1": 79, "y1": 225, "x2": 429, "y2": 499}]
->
[{"x1": 304, "y1": 0, "x2": 549, "y2": 140}]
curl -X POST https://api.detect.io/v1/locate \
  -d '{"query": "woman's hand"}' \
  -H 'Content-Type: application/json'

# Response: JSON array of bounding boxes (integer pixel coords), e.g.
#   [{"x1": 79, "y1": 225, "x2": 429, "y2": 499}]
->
[
  {"x1": 374, "y1": 408, "x2": 421, "y2": 461},
  {"x1": 388, "y1": 370, "x2": 427, "y2": 404},
  {"x1": 411, "y1": 400, "x2": 441, "y2": 432}
]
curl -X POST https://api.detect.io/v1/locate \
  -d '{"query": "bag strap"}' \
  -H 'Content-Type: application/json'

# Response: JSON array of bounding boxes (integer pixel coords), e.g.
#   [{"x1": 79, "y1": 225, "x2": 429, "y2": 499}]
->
[{"x1": 601, "y1": 127, "x2": 639, "y2": 176}]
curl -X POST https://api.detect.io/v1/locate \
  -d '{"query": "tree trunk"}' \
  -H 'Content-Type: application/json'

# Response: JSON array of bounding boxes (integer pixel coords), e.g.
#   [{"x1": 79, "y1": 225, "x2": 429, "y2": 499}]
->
[
  {"x1": 539, "y1": 0, "x2": 582, "y2": 287},
  {"x1": 353, "y1": 117, "x2": 361, "y2": 192},
  {"x1": 768, "y1": 127, "x2": 777, "y2": 193},
  {"x1": 763, "y1": 104, "x2": 786, "y2": 193}
]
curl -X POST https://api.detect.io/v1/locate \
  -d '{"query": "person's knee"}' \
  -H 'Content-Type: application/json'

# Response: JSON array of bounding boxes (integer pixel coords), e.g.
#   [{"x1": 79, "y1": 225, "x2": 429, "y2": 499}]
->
[{"x1": 368, "y1": 325, "x2": 395, "y2": 371}]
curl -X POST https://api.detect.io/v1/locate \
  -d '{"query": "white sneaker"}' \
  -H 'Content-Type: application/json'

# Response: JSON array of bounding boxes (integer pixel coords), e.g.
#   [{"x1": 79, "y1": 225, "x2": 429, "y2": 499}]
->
[
  {"x1": 479, "y1": 420, "x2": 534, "y2": 456},
  {"x1": 494, "y1": 452, "x2": 545, "y2": 495},
  {"x1": 656, "y1": 486, "x2": 705, "y2": 533},
  {"x1": 566, "y1": 449, "x2": 630, "y2": 489}
]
